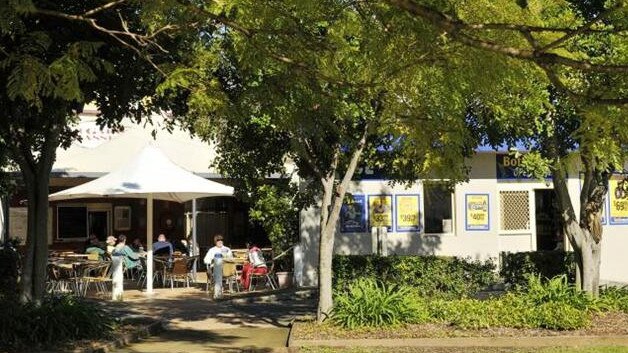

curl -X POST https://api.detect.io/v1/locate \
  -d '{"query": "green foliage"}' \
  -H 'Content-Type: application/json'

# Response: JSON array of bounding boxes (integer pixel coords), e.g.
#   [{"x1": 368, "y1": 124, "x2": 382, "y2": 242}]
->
[
  {"x1": 331, "y1": 275, "x2": 594, "y2": 330},
  {"x1": 535, "y1": 301, "x2": 591, "y2": 330},
  {"x1": 0, "y1": 247, "x2": 20, "y2": 298},
  {"x1": 500, "y1": 251, "x2": 576, "y2": 287},
  {"x1": 333, "y1": 255, "x2": 496, "y2": 299},
  {"x1": 0, "y1": 0, "x2": 180, "y2": 302},
  {"x1": 598, "y1": 286, "x2": 628, "y2": 313},
  {"x1": 0, "y1": 295, "x2": 117, "y2": 351},
  {"x1": 331, "y1": 278, "x2": 429, "y2": 329},
  {"x1": 520, "y1": 275, "x2": 597, "y2": 311},
  {"x1": 425, "y1": 278, "x2": 591, "y2": 330},
  {"x1": 248, "y1": 183, "x2": 302, "y2": 271}
]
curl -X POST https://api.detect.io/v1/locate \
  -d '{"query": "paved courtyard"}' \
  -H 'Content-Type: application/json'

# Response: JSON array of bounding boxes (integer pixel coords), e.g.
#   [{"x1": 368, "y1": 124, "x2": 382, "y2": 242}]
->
[{"x1": 97, "y1": 280, "x2": 316, "y2": 352}]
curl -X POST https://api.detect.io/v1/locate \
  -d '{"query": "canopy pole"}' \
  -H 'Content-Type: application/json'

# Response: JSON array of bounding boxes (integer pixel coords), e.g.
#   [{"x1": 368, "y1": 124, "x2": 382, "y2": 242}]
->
[
  {"x1": 192, "y1": 199, "x2": 198, "y2": 279},
  {"x1": 146, "y1": 194, "x2": 154, "y2": 293}
]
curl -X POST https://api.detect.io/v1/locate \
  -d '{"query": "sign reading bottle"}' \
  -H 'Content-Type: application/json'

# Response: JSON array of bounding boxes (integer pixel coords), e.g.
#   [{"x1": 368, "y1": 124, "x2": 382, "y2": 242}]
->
[
  {"x1": 465, "y1": 194, "x2": 490, "y2": 230},
  {"x1": 496, "y1": 153, "x2": 530, "y2": 180},
  {"x1": 609, "y1": 176, "x2": 628, "y2": 224}
]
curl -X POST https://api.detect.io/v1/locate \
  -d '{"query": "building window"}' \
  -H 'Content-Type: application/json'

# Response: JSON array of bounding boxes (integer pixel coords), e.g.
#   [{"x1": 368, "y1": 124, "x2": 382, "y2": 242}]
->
[
  {"x1": 57, "y1": 206, "x2": 87, "y2": 240},
  {"x1": 424, "y1": 182, "x2": 453, "y2": 234},
  {"x1": 500, "y1": 191, "x2": 530, "y2": 231},
  {"x1": 114, "y1": 206, "x2": 131, "y2": 231}
]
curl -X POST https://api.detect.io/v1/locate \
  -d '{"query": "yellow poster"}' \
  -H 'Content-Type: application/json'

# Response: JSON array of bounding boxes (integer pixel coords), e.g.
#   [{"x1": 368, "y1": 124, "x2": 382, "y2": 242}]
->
[
  {"x1": 395, "y1": 195, "x2": 420, "y2": 232},
  {"x1": 369, "y1": 195, "x2": 392, "y2": 230},
  {"x1": 609, "y1": 177, "x2": 628, "y2": 224},
  {"x1": 466, "y1": 194, "x2": 489, "y2": 230}
]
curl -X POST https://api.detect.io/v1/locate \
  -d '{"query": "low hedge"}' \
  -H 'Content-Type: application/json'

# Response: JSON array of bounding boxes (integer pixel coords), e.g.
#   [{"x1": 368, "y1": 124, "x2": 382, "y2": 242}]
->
[
  {"x1": 500, "y1": 251, "x2": 575, "y2": 287},
  {"x1": 333, "y1": 255, "x2": 496, "y2": 299},
  {"x1": 0, "y1": 295, "x2": 117, "y2": 352}
]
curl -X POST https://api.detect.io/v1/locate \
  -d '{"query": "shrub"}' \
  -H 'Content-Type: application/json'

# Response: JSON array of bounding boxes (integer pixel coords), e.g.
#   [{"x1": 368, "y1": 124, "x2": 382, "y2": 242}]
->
[
  {"x1": 520, "y1": 275, "x2": 596, "y2": 311},
  {"x1": 333, "y1": 255, "x2": 496, "y2": 299},
  {"x1": 425, "y1": 292, "x2": 591, "y2": 331},
  {"x1": 598, "y1": 286, "x2": 628, "y2": 313},
  {"x1": 423, "y1": 276, "x2": 595, "y2": 331},
  {"x1": 331, "y1": 278, "x2": 429, "y2": 329},
  {"x1": 535, "y1": 302, "x2": 590, "y2": 330},
  {"x1": 0, "y1": 247, "x2": 20, "y2": 298},
  {"x1": 500, "y1": 251, "x2": 575, "y2": 287},
  {"x1": 0, "y1": 295, "x2": 117, "y2": 352}
]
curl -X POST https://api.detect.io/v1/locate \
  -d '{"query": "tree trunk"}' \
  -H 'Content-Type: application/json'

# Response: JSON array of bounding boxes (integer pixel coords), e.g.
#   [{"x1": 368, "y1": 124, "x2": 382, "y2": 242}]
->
[
  {"x1": 551, "y1": 151, "x2": 605, "y2": 296},
  {"x1": 18, "y1": 167, "x2": 54, "y2": 303},
  {"x1": 580, "y1": 237, "x2": 602, "y2": 296},
  {"x1": 13, "y1": 124, "x2": 60, "y2": 303},
  {"x1": 317, "y1": 173, "x2": 335, "y2": 322},
  {"x1": 315, "y1": 124, "x2": 370, "y2": 323},
  {"x1": 317, "y1": 204, "x2": 335, "y2": 322},
  {"x1": 20, "y1": 170, "x2": 36, "y2": 302},
  {"x1": 574, "y1": 249, "x2": 582, "y2": 291}
]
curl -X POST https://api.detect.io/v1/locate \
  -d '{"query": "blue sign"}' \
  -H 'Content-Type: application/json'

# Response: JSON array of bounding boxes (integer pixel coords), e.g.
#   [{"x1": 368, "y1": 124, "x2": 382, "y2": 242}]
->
[{"x1": 340, "y1": 195, "x2": 367, "y2": 233}]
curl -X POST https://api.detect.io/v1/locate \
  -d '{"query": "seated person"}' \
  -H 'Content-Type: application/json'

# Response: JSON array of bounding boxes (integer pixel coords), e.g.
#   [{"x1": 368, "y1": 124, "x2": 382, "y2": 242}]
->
[
  {"x1": 184, "y1": 236, "x2": 200, "y2": 256},
  {"x1": 240, "y1": 241, "x2": 268, "y2": 290},
  {"x1": 131, "y1": 238, "x2": 144, "y2": 252},
  {"x1": 203, "y1": 235, "x2": 233, "y2": 299},
  {"x1": 85, "y1": 233, "x2": 105, "y2": 259},
  {"x1": 152, "y1": 233, "x2": 173, "y2": 257},
  {"x1": 105, "y1": 235, "x2": 117, "y2": 255},
  {"x1": 112, "y1": 234, "x2": 141, "y2": 270},
  {"x1": 85, "y1": 245, "x2": 105, "y2": 260},
  {"x1": 85, "y1": 233, "x2": 103, "y2": 249},
  {"x1": 174, "y1": 237, "x2": 189, "y2": 254}
]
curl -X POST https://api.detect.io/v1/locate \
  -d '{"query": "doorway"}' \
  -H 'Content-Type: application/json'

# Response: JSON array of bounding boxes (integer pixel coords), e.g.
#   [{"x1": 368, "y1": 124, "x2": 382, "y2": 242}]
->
[
  {"x1": 88, "y1": 210, "x2": 109, "y2": 241},
  {"x1": 534, "y1": 190, "x2": 561, "y2": 251}
]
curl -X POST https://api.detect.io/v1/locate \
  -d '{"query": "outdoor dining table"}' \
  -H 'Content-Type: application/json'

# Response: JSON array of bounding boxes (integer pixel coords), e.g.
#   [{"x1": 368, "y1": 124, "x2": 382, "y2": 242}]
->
[{"x1": 47, "y1": 258, "x2": 103, "y2": 296}]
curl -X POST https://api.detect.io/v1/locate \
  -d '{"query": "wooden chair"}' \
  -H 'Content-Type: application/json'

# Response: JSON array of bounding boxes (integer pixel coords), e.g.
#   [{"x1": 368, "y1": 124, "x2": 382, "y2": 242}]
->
[
  {"x1": 164, "y1": 257, "x2": 192, "y2": 289},
  {"x1": 222, "y1": 262, "x2": 241, "y2": 293},
  {"x1": 205, "y1": 261, "x2": 241, "y2": 294}
]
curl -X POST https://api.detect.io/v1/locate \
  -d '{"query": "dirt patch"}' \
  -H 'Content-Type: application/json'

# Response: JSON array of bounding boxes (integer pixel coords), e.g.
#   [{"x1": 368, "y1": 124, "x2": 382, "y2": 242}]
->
[{"x1": 292, "y1": 312, "x2": 628, "y2": 340}]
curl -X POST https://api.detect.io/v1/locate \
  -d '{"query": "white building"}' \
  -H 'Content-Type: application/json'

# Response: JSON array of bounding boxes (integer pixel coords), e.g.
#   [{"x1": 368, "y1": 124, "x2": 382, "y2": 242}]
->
[
  {"x1": 297, "y1": 152, "x2": 628, "y2": 287},
  {"x1": 3, "y1": 111, "x2": 626, "y2": 286}
]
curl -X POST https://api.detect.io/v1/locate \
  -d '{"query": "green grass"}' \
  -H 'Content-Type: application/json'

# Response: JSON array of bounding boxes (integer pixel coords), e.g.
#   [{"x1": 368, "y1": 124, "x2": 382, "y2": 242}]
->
[{"x1": 299, "y1": 347, "x2": 628, "y2": 353}]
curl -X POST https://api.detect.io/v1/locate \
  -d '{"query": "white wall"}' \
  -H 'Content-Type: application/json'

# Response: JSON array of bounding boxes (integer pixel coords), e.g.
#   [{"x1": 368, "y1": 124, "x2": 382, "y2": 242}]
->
[{"x1": 298, "y1": 152, "x2": 628, "y2": 287}]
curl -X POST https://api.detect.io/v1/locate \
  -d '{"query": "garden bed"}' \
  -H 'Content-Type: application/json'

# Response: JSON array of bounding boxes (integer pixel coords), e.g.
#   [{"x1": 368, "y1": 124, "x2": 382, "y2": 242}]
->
[
  {"x1": 39, "y1": 316, "x2": 163, "y2": 353},
  {"x1": 292, "y1": 312, "x2": 628, "y2": 340}
]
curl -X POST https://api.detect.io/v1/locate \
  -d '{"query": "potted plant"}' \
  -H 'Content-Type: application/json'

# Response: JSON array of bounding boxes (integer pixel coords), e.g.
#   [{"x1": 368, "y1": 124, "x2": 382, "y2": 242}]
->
[{"x1": 273, "y1": 248, "x2": 294, "y2": 288}]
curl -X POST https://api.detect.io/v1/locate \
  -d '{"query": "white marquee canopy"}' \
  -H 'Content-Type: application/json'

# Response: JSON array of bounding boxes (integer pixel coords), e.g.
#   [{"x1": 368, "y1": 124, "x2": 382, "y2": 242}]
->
[
  {"x1": 49, "y1": 145, "x2": 234, "y2": 293},
  {"x1": 50, "y1": 145, "x2": 233, "y2": 202}
]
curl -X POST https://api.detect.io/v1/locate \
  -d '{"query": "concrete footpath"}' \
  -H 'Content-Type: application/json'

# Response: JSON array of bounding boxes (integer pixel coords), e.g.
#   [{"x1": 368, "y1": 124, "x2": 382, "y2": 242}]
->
[
  {"x1": 292, "y1": 335, "x2": 628, "y2": 348},
  {"x1": 101, "y1": 285, "x2": 317, "y2": 353}
]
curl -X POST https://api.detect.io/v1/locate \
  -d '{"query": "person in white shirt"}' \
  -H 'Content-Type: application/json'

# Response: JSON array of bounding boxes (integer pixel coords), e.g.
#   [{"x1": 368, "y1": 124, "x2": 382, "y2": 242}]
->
[{"x1": 203, "y1": 235, "x2": 232, "y2": 298}]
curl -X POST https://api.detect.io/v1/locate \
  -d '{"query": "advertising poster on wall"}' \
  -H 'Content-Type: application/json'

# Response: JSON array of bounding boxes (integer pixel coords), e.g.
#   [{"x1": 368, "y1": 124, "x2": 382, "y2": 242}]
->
[
  {"x1": 395, "y1": 195, "x2": 420, "y2": 232},
  {"x1": 368, "y1": 195, "x2": 393, "y2": 231},
  {"x1": 465, "y1": 194, "x2": 490, "y2": 230},
  {"x1": 340, "y1": 194, "x2": 366, "y2": 233},
  {"x1": 609, "y1": 176, "x2": 628, "y2": 225}
]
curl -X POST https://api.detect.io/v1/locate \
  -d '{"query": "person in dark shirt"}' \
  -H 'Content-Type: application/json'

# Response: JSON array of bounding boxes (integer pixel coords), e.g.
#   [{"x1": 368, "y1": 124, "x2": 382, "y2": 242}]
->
[{"x1": 152, "y1": 233, "x2": 173, "y2": 257}]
